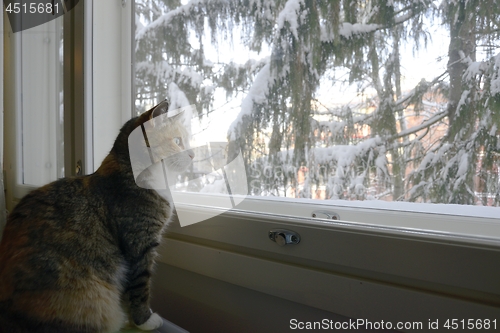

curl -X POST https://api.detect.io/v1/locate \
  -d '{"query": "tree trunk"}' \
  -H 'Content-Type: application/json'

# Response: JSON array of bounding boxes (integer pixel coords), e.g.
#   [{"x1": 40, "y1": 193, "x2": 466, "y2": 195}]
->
[{"x1": 447, "y1": 0, "x2": 476, "y2": 130}]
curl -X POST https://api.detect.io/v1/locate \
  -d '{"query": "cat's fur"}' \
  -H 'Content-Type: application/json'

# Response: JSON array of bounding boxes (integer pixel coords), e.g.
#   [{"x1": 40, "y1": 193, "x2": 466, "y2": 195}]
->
[{"x1": 0, "y1": 100, "x2": 193, "y2": 333}]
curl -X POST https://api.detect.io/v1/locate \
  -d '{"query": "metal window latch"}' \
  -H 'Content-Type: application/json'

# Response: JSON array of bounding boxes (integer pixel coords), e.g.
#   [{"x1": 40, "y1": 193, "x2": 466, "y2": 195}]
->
[
  {"x1": 269, "y1": 229, "x2": 300, "y2": 246},
  {"x1": 75, "y1": 160, "x2": 83, "y2": 176},
  {"x1": 311, "y1": 210, "x2": 340, "y2": 220}
]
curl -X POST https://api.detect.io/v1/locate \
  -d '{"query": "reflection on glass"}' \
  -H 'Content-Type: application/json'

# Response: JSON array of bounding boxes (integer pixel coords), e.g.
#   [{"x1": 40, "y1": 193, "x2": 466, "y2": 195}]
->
[{"x1": 129, "y1": 105, "x2": 248, "y2": 226}]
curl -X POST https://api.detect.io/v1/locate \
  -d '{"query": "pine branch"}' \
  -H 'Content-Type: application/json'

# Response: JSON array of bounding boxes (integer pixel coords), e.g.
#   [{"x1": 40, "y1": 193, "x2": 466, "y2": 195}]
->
[
  {"x1": 320, "y1": 6, "x2": 429, "y2": 43},
  {"x1": 393, "y1": 111, "x2": 447, "y2": 140}
]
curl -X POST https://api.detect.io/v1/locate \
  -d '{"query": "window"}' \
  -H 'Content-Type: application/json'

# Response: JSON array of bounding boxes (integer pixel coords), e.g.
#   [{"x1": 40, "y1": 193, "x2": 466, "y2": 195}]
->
[
  {"x1": 133, "y1": 1, "x2": 500, "y2": 234},
  {"x1": 3, "y1": 13, "x2": 66, "y2": 206},
  {"x1": 3, "y1": 4, "x2": 497, "y2": 230},
  {"x1": 19, "y1": 19, "x2": 64, "y2": 187}
]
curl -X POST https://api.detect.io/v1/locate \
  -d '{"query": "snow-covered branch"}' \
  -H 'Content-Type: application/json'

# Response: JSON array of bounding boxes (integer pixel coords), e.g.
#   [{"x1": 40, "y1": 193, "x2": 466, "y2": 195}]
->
[{"x1": 394, "y1": 111, "x2": 447, "y2": 139}]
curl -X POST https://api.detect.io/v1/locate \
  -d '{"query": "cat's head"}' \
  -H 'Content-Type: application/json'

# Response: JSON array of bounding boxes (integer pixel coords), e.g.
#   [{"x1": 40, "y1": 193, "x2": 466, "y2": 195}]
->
[
  {"x1": 128, "y1": 100, "x2": 195, "y2": 187},
  {"x1": 144, "y1": 99, "x2": 195, "y2": 173}
]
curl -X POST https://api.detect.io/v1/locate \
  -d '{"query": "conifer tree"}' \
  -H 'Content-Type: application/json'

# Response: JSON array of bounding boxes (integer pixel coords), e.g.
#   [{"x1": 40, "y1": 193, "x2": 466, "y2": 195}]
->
[{"x1": 135, "y1": 0, "x2": 500, "y2": 205}]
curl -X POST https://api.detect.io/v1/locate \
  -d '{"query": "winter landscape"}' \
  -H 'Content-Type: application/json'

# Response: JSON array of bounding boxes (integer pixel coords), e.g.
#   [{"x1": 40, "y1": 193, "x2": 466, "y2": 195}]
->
[{"x1": 134, "y1": 0, "x2": 500, "y2": 207}]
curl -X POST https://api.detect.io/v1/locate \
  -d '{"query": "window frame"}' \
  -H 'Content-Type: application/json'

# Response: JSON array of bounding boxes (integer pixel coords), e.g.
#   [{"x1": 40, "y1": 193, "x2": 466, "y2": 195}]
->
[
  {"x1": 168, "y1": 192, "x2": 500, "y2": 239},
  {"x1": 3, "y1": 1, "x2": 90, "y2": 211},
  {"x1": 3, "y1": 0, "x2": 132, "y2": 212},
  {"x1": 90, "y1": 0, "x2": 133, "y2": 171}
]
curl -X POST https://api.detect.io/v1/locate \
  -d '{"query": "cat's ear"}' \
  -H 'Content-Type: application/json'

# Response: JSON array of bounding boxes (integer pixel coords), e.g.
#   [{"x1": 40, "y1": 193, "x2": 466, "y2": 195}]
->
[{"x1": 150, "y1": 99, "x2": 170, "y2": 120}]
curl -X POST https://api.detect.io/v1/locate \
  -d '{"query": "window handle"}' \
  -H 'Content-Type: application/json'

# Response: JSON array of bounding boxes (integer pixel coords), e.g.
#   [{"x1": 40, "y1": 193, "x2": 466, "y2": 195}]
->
[
  {"x1": 269, "y1": 229, "x2": 300, "y2": 246},
  {"x1": 75, "y1": 160, "x2": 83, "y2": 176}
]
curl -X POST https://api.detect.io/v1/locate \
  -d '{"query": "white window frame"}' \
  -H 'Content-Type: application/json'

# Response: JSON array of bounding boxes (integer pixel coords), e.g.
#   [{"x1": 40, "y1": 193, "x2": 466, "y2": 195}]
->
[
  {"x1": 84, "y1": 0, "x2": 94, "y2": 174},
  {"x1": 91, "y1": 0, "x2": 133, "y2": 171}
]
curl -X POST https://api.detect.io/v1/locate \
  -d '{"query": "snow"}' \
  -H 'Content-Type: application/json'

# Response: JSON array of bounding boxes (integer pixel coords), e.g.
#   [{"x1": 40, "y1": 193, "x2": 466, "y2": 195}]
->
[
  {"x1": 456, "y1": 151, "x2": 469, "y2": 178},
  {"x1": 338, "y1": 22, "x2": 381, "y2": 39},
  {"x1": 135, "y1": 61, "x2": 203, "y2": 89},
  {"x1": 456, "y1": 90, "x2": 470, "y2": 117},
  {"x1": 262, "y1": 137, "x2": 390, "y2": 200},
  {"x1": 136, "y1": 0, "x2": 206, "y2": 41},
  {"x1": 277, "y1": 0, "x2": 304, "y2": 39},
  {"x1": 432, "y1": 143, "x2": 451, "y2": 165},
  {"x1": 375, "y1": 146, "x2": 388, "y2": 177},
  {"x1": 395, "y1": 111, "x2": 447, "y2": 139},
  {"x1": 168, "y1": 83, "x2": 191, "y2": 111},
  {"x1": 228, "y1": 61, "x2": 271, "y2": 140},
  {"x1": 463, "y1": 60, "x2": 485, "y2": 81},
  {"x1": 312, "y1": 137, "x2": 383, "y2": 166},
  {"x1": 490, "y1": 124, "x2": 497, "y2": 136},
  {"x1": 490, "y1": 53, "x2": 500, "y2": 96},
  {"x1": 135, "y1": 13, "x2": 144, "y2": 31},
  {"x1": 463, "y1": 52, "x2": 500, "y2": 96},
  {"x1": 321, "y1": 22, "x2": 380, "y2": 42}
]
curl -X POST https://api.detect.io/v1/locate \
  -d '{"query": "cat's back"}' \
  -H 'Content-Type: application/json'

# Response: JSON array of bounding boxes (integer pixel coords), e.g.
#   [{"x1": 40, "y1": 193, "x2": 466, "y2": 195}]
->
[
  {"x1": 0, "y1": 176, "x2": 126, "y2": 333},
  {"x1": 0, "y1": 175, "x2": 108, "y2": 252}
]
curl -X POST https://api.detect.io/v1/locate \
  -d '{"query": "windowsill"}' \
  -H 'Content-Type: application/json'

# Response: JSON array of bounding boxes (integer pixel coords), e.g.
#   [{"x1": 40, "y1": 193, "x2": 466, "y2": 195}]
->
[
  {"x1": 159, "y1": 217, "x2": 500, "y2": 327},
  {"x1": 119, "y1": 317, "x2": 187, "y2": 333}
]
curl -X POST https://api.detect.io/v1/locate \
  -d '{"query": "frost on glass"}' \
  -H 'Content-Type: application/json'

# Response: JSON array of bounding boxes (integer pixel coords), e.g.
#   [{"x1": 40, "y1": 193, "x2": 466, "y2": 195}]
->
[
  {"x1": 128, "y1": 106, "x2": 248, "y2": 226},
  {"x1": 135, "y1": 0, "x2": 500, "y2": 207}
]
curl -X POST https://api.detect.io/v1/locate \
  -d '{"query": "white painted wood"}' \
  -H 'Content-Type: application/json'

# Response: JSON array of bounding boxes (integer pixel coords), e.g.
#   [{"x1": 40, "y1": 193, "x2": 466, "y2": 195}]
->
[
  {"x1": 84, "y1": 0, "x2": 94, "y2": 173},
  {"x1": 92, "y1": 0, "x2": 132, "y2": 170},
  {"x1": 158, "y1": 236, "x2": 500, "y2": 332},
  {"x1": 170, "y1": 192, "x2": 500, "y2": 240}
]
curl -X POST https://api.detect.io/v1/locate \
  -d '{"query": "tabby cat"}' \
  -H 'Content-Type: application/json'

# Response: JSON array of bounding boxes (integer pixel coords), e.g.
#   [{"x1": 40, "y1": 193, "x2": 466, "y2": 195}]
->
[{"x1": 0, "y1": 100, "x2": 194, "y2": 333}]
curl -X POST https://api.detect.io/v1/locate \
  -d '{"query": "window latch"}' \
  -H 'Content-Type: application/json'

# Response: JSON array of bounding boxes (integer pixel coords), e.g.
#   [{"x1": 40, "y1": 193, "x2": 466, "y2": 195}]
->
[
  {"x1": 269, "y1": 229, "x2": 300, "y2": 246},
  {"x1": 75, "y1": 160, "x2": 83, "y2": 176},
  {"x1": 311, "y1": 210, "x2": 340, "y2": 220}
]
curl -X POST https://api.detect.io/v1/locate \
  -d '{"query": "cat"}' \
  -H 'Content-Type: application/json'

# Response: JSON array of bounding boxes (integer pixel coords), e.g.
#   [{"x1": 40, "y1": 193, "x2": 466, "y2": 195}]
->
[{"x1": 0, "y1": 99, "x2": 194, "y2": 333}]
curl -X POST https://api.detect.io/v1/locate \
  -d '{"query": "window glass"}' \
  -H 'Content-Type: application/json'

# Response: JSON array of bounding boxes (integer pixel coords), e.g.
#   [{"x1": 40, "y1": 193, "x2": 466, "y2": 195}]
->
[
  {"x1": 20, "y1": 17, "x2": 64, "y2": 186},
  {"x1": 134, "y1": 0, "x2": 500, "y2": 207}
]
